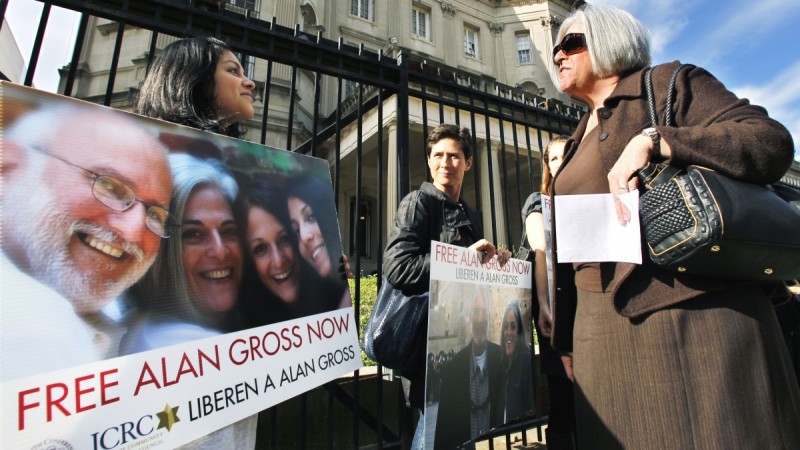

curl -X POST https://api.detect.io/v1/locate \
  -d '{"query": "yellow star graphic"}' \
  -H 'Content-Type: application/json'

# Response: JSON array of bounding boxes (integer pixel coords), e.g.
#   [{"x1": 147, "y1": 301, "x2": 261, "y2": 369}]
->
[{"x1": 156, "y1": 404, "x2": 180, "y2": 432}]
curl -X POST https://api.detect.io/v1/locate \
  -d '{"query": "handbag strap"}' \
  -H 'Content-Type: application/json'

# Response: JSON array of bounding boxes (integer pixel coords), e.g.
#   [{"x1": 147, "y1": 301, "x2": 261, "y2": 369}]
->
[
  {"x1": 644, "y1": 63, "x2": 695, "y2": 127},
  {"x1": 640, "y1": 63, "x2": 696, "y2": 187}
]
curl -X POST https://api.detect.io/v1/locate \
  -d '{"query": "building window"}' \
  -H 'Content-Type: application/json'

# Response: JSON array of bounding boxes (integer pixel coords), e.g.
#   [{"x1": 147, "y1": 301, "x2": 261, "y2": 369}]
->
[
  {"x1": 516, "y1": 33, "x2": 531, "y2": 64},
  {"x1": 224, "y1": 0, "x2": 258, "y2": 17},
  {"x1": 412, "y1": 5, "x2": 430, "y2": 40},
  {"x1": 237, "y1": 53, "x2": 256, "y2": 80},
  {"x1": 349, "y1": 198, "x2": 371, "y2": 257},
  {"x1": 464, "y1": 25, "x2": 479, "y2": 58},
  {"x1": 345, "y1": 79, "x2": 359, "y2": 97},
  {"x1": 226, "y1": 0, "x2": 255, "y2": 9},
  {"x1": 351, "y1": 0, "x2": 373, "y2": 21}
]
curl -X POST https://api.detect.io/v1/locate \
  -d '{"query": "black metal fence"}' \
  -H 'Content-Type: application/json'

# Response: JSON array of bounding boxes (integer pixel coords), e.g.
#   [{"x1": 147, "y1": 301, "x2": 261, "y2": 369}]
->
[{"x1": 1, "y1": 1, "x2": 580, "y2": 448}]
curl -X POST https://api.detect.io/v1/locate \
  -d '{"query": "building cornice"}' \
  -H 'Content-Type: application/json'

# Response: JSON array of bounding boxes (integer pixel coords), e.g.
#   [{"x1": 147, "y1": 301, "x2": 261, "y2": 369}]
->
[
  {"x1": 488, "y1": 22, "x2": 505, "y2": 34},
  {"x1": 440, "y1": 2, "x2": 457, "y2": 17}
]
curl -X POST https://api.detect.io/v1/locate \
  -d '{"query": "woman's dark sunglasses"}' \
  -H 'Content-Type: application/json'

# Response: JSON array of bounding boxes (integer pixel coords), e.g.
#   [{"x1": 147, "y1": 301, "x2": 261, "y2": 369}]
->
[{"x1": 552, "y1": 33, "x2": 586, "y2": 59}]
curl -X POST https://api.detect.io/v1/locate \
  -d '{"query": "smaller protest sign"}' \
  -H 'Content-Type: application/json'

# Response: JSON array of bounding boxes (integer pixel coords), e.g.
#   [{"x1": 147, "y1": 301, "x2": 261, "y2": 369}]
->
[{"x1": 424, "y1": 241, "x2": 533, "y2": 449}]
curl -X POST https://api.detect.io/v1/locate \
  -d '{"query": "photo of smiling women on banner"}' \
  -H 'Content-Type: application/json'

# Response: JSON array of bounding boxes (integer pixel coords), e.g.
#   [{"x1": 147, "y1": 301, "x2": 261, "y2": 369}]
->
[
  {"x1": 235, "y1": 175, "x2": 348, "y2": 327},
  {"x1": 120, "y1": 153, "x2": 246, "y2": 354}
]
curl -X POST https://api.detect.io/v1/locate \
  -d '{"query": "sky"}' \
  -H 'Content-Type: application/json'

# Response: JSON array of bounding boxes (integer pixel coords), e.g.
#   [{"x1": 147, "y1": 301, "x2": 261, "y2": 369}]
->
[{"x1": 4, "y1": 0, "x2": 799, "y2": 160}]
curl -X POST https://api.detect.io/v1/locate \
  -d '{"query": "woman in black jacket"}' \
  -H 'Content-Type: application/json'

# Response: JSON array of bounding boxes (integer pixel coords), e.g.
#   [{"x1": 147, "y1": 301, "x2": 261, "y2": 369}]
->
[{"x1": 382, "y1": 124, "x2": 511, "y2": 449}]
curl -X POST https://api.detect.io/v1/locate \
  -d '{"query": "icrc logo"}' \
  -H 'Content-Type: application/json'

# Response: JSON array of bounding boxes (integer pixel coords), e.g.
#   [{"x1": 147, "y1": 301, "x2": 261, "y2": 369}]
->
[
  {"x1": 30, "y1": 438, "x2": 74, "y2": 450},
  {"x1": 89, "y1": 404, "x2": 179, "y2": 450}
]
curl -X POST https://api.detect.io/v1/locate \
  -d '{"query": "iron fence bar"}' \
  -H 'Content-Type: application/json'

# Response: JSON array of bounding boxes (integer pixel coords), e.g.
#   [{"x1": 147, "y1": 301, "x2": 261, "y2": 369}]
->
[
  {"x1": 524, "y1": 124, "x2": 535, "y2": 195},
  {"x1": 323, "y1": 381, "x2": 401, "y2": 443},
  {"x1": 437, "y1": 74, "x2": 445, "y2": 124},
  {"x1": 353, "y1": 79, "x2": 365, "y2": 449},
  {"x1": 311, "y1": 70, "x2": 322, "y2": 157},
  {"x1": 103, "y1": 19, "x2": 126, "y2": 106},
  {"x1": 376, "y1": 86, "x2": 386, "y2": 450},
  {"x1": 24, "y1": 1, "x2": 51, "y2": 87},
  {"x1": 334, "y1": 76, "x2": 343, "y2": 208},
  {"x1": 421, "y1": 78, "x2": 429, "y2": 146},
  {"x1": 327, "y1": 380, "x2": 335, "y2": 450},
  {"x1": 396, "y1": 52, "x2": 410, "y2": 199},
  {"x1": 63, "y1": 13, "x2": 89, "y2": 96},
  {"x1": 536, "y1": 127, "x2": 546, "y2": 178},
  {"x1": 483, "y1": 95, "x2": 499, "y2": 244},
  {"x1": 495, "y1": 95, "x2": 512, "y2": 246},
  {"x1": 511, "y1": 120, "x2": 524, "y2": 243},
  {"x1": 468, "y1": 93, "x2": 483, "y2": 213},
  {"x1": 0, "y1": 0, "x2": 8, "y2": 29},
  {"x1": 146, "y1": 27, "x2": 158, "y2": 74},
  {"x1": 286, "y1": 64, "x2": 298, "y2": 150},
  {"x1": 301, "y1": 393, "x2": 308, "y2": 449},
  {"x1": 268, "y1": 406, "x2": 278, "y2": 449},
  {"x1": 508, "y1": 109, "x2": 524, "y2": 231},
  {"x1": 309, "y1": 32, "x2": 324, "y2": 157},
  {"x1": 259, "y1": 58, "x2": 273, "y2": 145}
]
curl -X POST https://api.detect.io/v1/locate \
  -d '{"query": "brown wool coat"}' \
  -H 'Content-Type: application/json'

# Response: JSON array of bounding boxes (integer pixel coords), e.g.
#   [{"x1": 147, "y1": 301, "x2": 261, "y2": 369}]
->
[{"x1": 551, "y1": 61, "x2": 795, "y2": 351}]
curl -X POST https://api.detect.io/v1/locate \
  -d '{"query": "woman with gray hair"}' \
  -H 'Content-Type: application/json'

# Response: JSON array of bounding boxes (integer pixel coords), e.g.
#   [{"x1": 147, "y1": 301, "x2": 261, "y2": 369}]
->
[
  {"x1": 549, "y1": 4, "x2": 799, "y2": 448},
  {"x1": 121, "y1": 153, "x2": 255, "y2": 449},
  {"x1": 122, "y1": 153, "x2": 244, "y2": 350}
]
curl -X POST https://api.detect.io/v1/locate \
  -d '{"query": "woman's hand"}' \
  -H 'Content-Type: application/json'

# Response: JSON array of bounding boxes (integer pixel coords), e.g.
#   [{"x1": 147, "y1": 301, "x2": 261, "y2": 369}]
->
[
  {"x1": 606, "y1": 134, "x2": 653, "y2": 224},
  {"x1": 468, "y1": 239, "x2": 511, "y2": 266},
  {"x1": 561, "y1": 354, "x2": 574, "y2": 382},
  {"x1": 339, "y1": 254, "x2": 354, "y2": 280}
]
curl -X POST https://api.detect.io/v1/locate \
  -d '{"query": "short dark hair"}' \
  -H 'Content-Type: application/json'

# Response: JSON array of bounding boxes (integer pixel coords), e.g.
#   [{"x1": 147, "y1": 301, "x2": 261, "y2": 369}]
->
[
  {"x1": 425, "y1": 124, "x2": 473, "y2": 160},
  {"x1": 134, "y1": 37, "x2": 242, "y2": 138}
]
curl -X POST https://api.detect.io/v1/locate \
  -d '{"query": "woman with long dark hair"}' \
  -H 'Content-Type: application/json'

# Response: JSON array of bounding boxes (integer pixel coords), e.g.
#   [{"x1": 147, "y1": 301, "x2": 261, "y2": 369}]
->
[
  {"x1": 236, "y1": 176, "x2": 345, "y2": 326},
  {"x1": 134, "y1": 36, "x2": 255, "y2": 138},
  {"x1": 284, "y1": 173, "x2": 351, "y2": 308}
]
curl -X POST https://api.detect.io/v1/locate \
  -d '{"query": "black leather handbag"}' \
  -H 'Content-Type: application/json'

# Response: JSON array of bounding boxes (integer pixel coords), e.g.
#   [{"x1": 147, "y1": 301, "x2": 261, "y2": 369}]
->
[
  {"x1": 362, "y1": 276, "x2": 428, "y2": 371},
  {"x1": 638, "y1": 64, "x2": 800, "y2": 281}
]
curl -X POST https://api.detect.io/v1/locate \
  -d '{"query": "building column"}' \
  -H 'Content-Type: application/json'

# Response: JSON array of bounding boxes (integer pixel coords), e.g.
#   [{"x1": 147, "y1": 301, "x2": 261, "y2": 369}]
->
[
  {"x1": 489, "y1": 22, "x2": 505, "y2": 83},
  {"x1": 440, "y1": 2, "x2": 457, "y2": 67},
  {"x1": 270, "y1": 0, "x2": 297, "y2": 80}
]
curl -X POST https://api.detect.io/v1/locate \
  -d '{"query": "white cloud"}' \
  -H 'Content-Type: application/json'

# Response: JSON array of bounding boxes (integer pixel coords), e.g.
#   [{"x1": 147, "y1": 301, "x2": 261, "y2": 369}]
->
[{"x1": 588, "y1": 0, "x2": 694, "y2": 56}]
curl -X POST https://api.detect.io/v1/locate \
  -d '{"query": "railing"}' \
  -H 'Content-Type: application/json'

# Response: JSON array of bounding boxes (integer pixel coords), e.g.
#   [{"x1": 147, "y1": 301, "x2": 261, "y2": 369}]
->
[{"x1": 1, "y1": 1, "x2": 580, "y2": 448}]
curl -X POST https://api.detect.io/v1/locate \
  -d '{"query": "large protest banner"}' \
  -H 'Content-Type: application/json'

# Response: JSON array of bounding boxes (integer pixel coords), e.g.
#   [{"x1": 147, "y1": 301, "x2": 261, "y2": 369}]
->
[
  {"x1": 1, "y1": 82, "x2": 362, "y2": 449},
  {"x1": 424, "y1": 241, "x2": 533, "y2": 449}
]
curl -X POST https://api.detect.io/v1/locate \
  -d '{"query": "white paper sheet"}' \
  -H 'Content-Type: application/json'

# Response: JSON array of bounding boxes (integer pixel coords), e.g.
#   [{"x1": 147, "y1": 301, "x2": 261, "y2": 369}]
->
[{"x1": 554, "y1": 191, "x2": 642, "y2": 264}]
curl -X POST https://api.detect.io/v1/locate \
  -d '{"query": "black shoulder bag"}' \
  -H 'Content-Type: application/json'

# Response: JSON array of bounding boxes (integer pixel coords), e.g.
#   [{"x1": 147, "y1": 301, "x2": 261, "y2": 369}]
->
[
  {"x1": 362, "y1": 276, "x2": 428, "y2": 372},
  {"x1": 638, "y1": 64, "x2": 800, "y2": 281}
]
